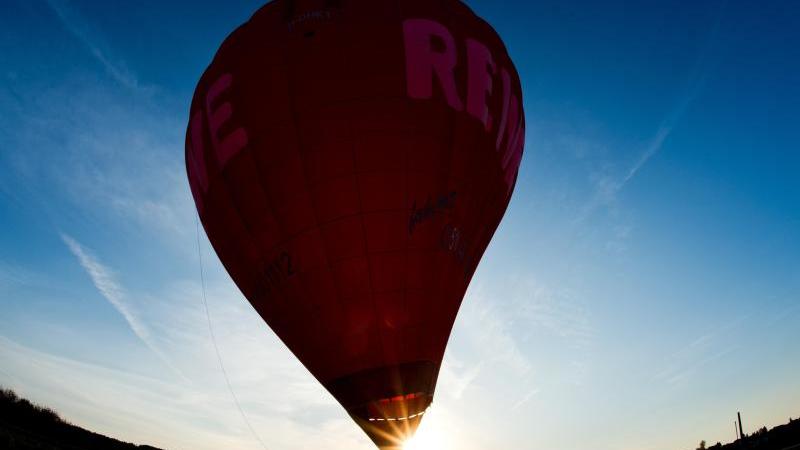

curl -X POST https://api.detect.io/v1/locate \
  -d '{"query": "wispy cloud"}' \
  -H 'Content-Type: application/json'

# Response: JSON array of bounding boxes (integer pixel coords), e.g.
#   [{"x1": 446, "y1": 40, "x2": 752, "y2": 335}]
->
[
  {"x1": 576, "y1": 121, "x2": 677, "y2": 223},
  {"x1": 438, "y1": 357, "x2": 484, "y2": 401},
  {"x1": 656, "y1": 344, "x2": 738, "y2": 387},
  {"x1": 576, "y1": 15, "x2": 721, "y2": 224},
  {"x1": 452, "y1": 287, "x2": 535, "y2": 385},
  {"x1": 0, "y1": 270, "x2": 374, "y2": 450},
  {"x1": 0, "y1": 261, "x2": 40, "y2": 290},
  {"x1": 624, "y1": 125, "x2": 671, "y2": 186},
  {"x1": 509, "y1": 276, "x2": 595, "y2": 349},
  {"x1": 439, "y1": 275, "x2": 594, "y2": 416},
  {"x1": 1, "y1": 58, "x2": 194, "y2": 251},
  {"x1": 436, "y1": 281, "x2": 541, "y2": 418},
  {"x1": 511, "y1": 387, "x2": 540, "y2": 411},
  {"x1": 3, "y1": 1, "x2": 191, "y2": 247},
  {"x1": 652, "y1": 315, "x2": 748, "y2": 387},
  {"x1": 43, "y1": 0, "x2": 141, "y2": 90},
  {"x1": 61, "y1": 234, "x2": 143, "y2": 338},
  {"x1": 0, "y1": 334, "x2": 275, "y2": 450},
  {"x1": 60, "y1": 233, "x2": 184, "y2": 379}
]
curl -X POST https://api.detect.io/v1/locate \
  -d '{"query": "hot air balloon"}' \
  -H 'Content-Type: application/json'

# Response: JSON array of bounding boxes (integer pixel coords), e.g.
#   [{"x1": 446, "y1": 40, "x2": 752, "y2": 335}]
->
[{"x1": 185, "y1": 0, "x2": 524, "y2": 447}]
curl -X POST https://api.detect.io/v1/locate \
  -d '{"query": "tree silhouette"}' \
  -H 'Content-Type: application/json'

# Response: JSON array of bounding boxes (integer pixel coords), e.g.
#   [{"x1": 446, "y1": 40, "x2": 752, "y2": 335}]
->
[{"x1": 0, "y1": 387, "x2": 163, "y2": 450}]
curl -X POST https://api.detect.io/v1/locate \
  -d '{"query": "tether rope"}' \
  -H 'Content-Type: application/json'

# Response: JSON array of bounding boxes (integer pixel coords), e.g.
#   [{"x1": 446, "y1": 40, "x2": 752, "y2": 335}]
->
[{"x1": 195, "y1": 216, "x2": 268, "y2": 450}]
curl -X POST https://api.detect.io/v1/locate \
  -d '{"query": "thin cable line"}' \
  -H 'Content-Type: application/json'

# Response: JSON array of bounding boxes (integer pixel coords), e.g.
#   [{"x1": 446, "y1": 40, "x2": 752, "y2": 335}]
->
[{"x1": 195, "y1": 216, "x2": 268, "y2": 450}]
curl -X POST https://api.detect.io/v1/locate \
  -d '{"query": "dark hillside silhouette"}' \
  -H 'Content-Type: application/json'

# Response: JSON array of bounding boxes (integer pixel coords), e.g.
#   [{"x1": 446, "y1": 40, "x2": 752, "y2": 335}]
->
[
  {"x1": 2, "y1": 384, "x2": 798, "y2": 450},
  {"x1": 0, "y1": 388, "x2": 164, "y2": 450},
  {"x1": 698, "y1": 417, "x2": 800, "y2": 450}
]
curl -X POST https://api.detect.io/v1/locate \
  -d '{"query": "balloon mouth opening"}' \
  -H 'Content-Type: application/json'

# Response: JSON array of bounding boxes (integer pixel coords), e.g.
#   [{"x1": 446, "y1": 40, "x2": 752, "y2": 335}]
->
[
  {"x1": 324, "y1": 361, "x2": 438, "y2": 447},
  {"x1": 342, "y1": 382, "x2": 433, "y2": 447},
  {"x1": 350, "y1": 392, "x2": 432, "y2": 447},
  {"x1": 365, "y1": 392, "x2": 431, "y2": 422}
]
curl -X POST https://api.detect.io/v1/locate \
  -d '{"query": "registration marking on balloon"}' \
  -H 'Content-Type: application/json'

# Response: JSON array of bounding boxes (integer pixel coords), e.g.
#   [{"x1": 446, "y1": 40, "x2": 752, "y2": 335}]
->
[
  {"x1": 408, "y1": 191, "x2": 457, "y2": 234},
  {"x1": 440, "y1": 223, "x2": 475, "y2": 281},
  {"x1": 285, "y1": 9, "x2": 333, "y2": 31},
  {"x1": 253, "y1": 251, "x2": 296, "y2": 299}
]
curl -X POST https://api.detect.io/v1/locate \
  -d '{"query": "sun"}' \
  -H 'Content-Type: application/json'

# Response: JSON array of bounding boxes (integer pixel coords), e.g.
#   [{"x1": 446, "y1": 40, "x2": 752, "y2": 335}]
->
[
  {"x1": 403, "y1": 430, "x2": 444, "y2": 450},
  {"x1": 402, "y1": 408, "x2": 448, "y2": 450}
]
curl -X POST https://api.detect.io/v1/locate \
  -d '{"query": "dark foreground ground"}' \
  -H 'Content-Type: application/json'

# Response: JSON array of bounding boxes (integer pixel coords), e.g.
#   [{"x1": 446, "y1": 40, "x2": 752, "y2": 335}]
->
[
  {"x1": 701, "y1": 417, "x2": 800, "y2": 450},
  {"x1": 0, "y1": 388, "x2": 163, "y2": 450},
  {"x1": 2, "y1": 386, "x2": 799, "y2": 450}
]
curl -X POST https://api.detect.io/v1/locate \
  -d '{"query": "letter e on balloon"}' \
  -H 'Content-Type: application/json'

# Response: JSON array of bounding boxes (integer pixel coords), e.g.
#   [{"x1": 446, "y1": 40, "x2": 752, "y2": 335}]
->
[{"x1": 205, "y1": 73, "x2": 248, "y2": 167}]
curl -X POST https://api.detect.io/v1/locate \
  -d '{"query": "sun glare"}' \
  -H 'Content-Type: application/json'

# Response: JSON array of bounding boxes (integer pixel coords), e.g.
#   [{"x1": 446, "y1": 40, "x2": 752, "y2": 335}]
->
[{"x1": 403, "y1": 408, "x2": 448, "y2": 450}]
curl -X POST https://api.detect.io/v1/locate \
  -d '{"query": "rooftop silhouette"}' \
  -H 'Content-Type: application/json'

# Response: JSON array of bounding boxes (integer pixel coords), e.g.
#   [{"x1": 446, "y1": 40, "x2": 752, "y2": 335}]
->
[{"x1": 695, "y1": 416, "x2": 800, "y2": 450}]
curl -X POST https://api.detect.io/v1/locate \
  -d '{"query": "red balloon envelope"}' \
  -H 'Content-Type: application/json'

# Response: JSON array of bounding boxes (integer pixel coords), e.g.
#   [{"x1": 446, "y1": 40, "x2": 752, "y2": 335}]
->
[{"x1": 186, "y1": 0, "x2": 524, "y2": 447}]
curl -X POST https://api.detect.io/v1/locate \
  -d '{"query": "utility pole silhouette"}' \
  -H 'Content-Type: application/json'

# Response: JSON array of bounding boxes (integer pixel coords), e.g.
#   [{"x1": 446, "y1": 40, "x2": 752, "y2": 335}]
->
[
  {"x1": 738, "y1": 411, "x2": 745, "y2": 439},
  {"x1": 735, "y1": 421, "x2": 740, "y2": 440}
]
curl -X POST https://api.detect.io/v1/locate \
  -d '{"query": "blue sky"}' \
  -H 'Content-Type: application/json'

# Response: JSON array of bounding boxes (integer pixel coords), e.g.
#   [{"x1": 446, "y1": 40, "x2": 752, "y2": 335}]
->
[{"x1": 1, "y1": 1, "x2": 798, "y2": 449}]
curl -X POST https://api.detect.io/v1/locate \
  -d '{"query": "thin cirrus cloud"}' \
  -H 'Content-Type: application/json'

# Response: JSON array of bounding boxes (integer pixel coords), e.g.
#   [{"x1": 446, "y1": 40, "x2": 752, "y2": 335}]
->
[
  {"x1": 43, "y1": 0, "x2": 142, "y2": 91},
  {"x1": 575, "y1": 14, "x2": 721, "y2": 224},
  {"x1": 60, "y1": 232, "x2": 185, "y2": 380},
  {"x1": 0, "y1": 309, "x2": 372, "y2": 450},
  {"x1": 52, "y1": 229, "x2": 372, "y2": 449},
  {"x1": 576, "y1": 120, "x2": 679, "y2": 224},
  {"x1": 652, "y1": 314, "x2": 749, "y2": 387},
  {"x1": 1, "y1": 57, "x2": 193, "y2": 246},
  {"x1": 21, "y1": 0, "x2": 191, "y2": 244},
  {"x1": 0, "y1": 333, "x2": 275, "y2": 450},
  {"x1": 0, "y1": 261, "x2": 40, "y2": 291}
]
